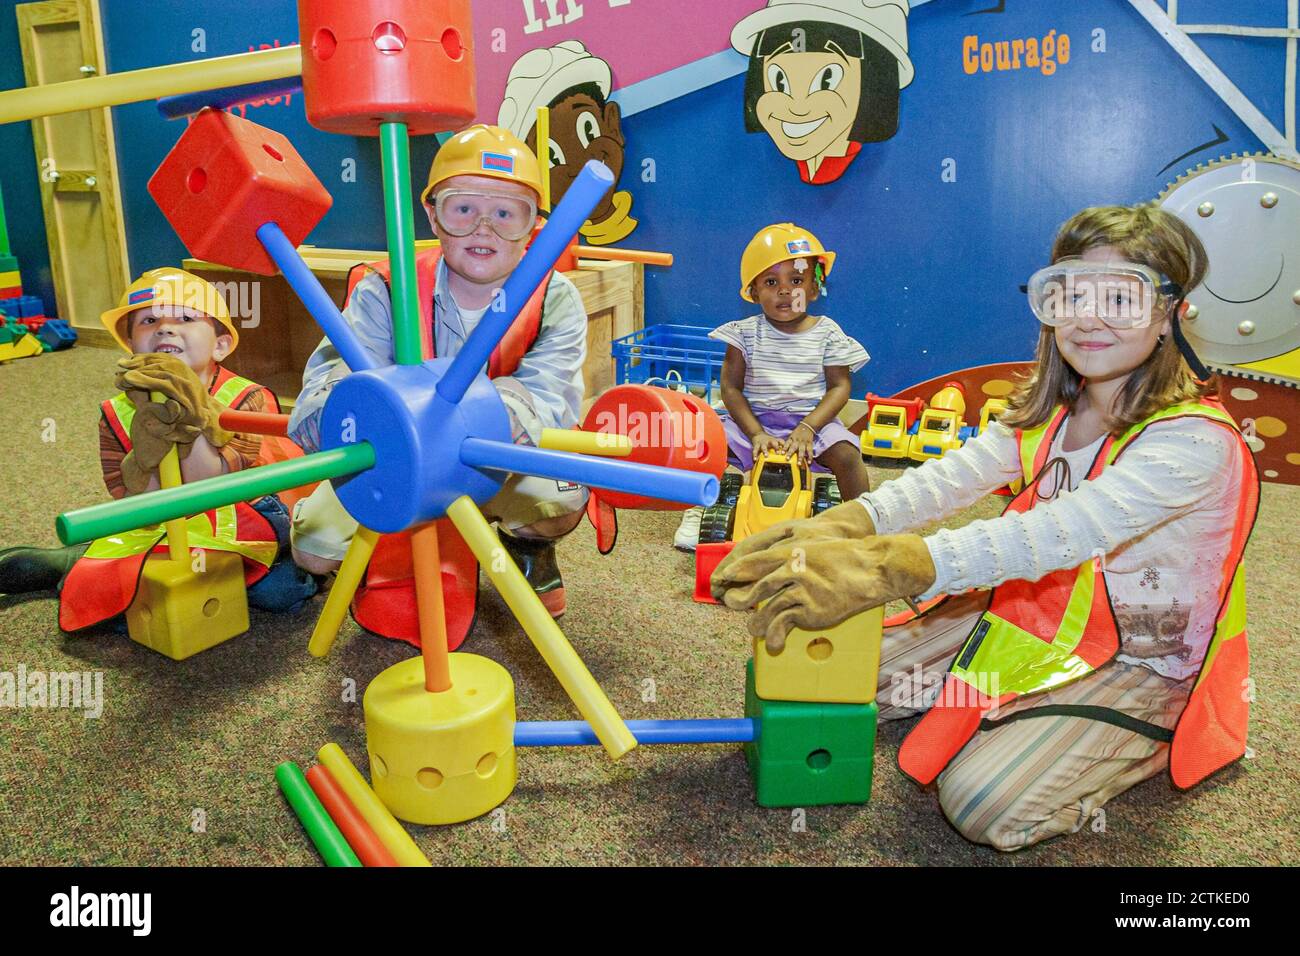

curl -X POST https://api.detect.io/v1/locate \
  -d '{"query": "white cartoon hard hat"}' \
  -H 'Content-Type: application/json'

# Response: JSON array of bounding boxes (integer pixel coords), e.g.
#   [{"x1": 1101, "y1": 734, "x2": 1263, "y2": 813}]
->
[
  {"x1": 498, "y1": 40, "x2": 613, "y2": 141},
  {"x1": 730, "y1": 0, "x2": 914, "y2": 89}
]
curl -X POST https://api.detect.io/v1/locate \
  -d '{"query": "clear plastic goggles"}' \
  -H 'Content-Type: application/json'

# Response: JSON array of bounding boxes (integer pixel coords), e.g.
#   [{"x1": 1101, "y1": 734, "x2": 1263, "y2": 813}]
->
[
  {"x1": 432, "y1": 189, "x2": 537, "y2": 241},
  {"x1": 1027, "y1": 257, "x2": 1182, "y2": 330}
]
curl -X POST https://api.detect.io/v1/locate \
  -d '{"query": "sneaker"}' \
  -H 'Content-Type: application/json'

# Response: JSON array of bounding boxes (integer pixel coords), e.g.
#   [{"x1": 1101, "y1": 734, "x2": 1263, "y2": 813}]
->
[
  {"x1": 674, "y1": 507, "x2": 704, "y2": 552},
  {"x1": 497, "y1": 529, "x2": 565, "y2": 619}
]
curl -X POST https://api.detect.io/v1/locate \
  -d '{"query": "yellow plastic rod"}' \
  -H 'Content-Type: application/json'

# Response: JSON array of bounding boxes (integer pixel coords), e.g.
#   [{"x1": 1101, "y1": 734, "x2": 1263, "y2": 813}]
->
[
  {"x1": 539, "y1": 428, "x2": 632, "y2": 457},
  {"x1": 0, "y1": 45, "x2": 301, "y2": 125},
  {"x1": 308, "y1": 525, "x2": 381, "y2": 658},
  {"x1": 317, "y1": 743, "x2": 431, "y2": 868},
  {"x1": 536, "y1": 106, "x2": 551, "y2": 212},
  {"x1": 445, "y1": 496, "x2": 637, "y2": 760},
  {"x1": 149, "y1": 392, "x2": 189, "y2": 562},
  {"x1": 574, "y1": 246, "x2": 674, "y2": 267}
]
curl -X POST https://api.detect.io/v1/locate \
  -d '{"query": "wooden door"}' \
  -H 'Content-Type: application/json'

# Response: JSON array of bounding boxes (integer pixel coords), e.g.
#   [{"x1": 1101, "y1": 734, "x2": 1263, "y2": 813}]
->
[{"x1": 16, "y1": 0, "x2": 129, "y2": 344}]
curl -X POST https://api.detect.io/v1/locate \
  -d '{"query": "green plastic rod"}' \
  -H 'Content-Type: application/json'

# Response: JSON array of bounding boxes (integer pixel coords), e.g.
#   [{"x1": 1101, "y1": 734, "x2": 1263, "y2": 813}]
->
[
  {"x1": 56, "y1": 443, "x2": 375, "y2": 545},
  {"x1": 380, "y1": 121, "x2": 422, "y2": 366},
  {"x1": 275, "y1": 761, "x2": 362, "y2": 868}
]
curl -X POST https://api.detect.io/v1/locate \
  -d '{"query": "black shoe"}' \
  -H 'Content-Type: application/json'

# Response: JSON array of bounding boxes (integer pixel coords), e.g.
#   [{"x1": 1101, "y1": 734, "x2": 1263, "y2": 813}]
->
[
  {"x1": 496, "y1": 530, "x2": 565, "y2": 618},
  {"x1": 0, "y1": 544, "x2": 88, "y2": 594}
]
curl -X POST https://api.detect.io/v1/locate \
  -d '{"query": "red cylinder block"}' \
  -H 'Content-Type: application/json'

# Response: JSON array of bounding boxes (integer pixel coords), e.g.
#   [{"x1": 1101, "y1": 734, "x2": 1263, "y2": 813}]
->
[
  {"x1": 298, "y1": 0, "x2": 476, "y2": 137},
  {"x1": 147, "y1": 108, "x2": 332, "y2": 275},
  {"x1": 582, "y1": 385, "x2": 726, "y2": 510}
]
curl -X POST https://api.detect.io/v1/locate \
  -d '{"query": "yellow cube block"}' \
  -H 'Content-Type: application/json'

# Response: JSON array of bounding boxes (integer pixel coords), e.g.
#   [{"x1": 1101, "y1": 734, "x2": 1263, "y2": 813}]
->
[
  {"x1": 364, "y1": 654, "x2": 517, "y2": 826},
  {"x1": 754, "y1": 606, "x2": 884, "y2": 704},
  {"x1": 0, "y1": 270, "x2": 20, "y2": 287},
  {"x1": 126, "y1": 551, "x2": 249, "y2": 660}
]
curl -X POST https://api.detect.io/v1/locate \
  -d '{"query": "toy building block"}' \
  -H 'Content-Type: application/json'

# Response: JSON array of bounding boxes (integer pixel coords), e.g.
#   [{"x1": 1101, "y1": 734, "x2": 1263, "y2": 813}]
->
[
  {"x1": 0, "y1": 332, "x2": 43, "y2": 361},
  {"x1": 744, "y1": 660, "x2": 878, "y2": 808},
  {"x1": 363, "y1": 653, "x2": 518, "y2": 825},
  {"x1": 147, "y1": 107, "x2": 332, "y2": 275},
  {"x1": 0, "y1": 254, "x2": 18, "y2": 271},
  {"x1": 126, "y1": 550, "x2": 250, "y2": 660},
  {"x1": 15, "y1": 294, "x2": 43, "y2": 318},
  {"x1": 0, "y1": 270, "x2": 19, "y2": 291},
  {"x1": 754, "y1": 606, "x2": 884, "y2": 704},
  {"x1": 37, "y1": 319, "x2": 76, "y2": 351},
  {"x1": 693, "y1": 540, "x2": 734, "y2": 605},
  {"x1": 299, "y1": 0, "x2": 476, "y2": 137}
]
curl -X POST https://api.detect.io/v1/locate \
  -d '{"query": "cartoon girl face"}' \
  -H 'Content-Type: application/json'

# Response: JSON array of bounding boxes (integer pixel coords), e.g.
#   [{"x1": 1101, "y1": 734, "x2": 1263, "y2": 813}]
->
[{"x1": 756, "y1": 41, "x2": 864, "y2": 162}]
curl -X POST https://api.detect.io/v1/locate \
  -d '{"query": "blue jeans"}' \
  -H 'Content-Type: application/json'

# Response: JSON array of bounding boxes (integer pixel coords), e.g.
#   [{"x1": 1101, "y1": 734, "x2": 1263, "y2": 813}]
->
[{"x1": 246, "y1": 495, "x2": 319, "y2": 613}]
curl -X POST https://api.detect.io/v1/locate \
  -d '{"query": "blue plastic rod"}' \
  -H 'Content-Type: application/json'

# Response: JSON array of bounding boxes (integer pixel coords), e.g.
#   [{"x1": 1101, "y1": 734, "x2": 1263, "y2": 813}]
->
[
  {"x1": 257, "y1": 222, "x2": 378, "y2": 374},
  {"x1": 515, "y1": 719, "x2": 755, "y2": 747},
  {"x1": 157, "y1": 77, "x2": 303, "y2": 119},
  {"x1": 436, "y1": 160, "x2": 615, "y2": 405},
  {"x1": 460, "y1": 438, "x2": 718, "y2": 508}
]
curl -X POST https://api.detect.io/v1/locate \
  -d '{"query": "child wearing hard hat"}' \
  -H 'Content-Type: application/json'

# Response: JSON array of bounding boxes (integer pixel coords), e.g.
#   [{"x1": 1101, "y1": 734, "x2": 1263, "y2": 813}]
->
[
  {"x1": 675, "y1": 223, "x2": 871, "y2": 549},
  {"x1": 713, "y1": 205, "x2": 1258, "y2": 850},
  {"x1": 288, "y1": 124, "x2": 590, "y2": 636},
  {"x1": 0, "y1": 268, "x2": 320, "y2": 627}
]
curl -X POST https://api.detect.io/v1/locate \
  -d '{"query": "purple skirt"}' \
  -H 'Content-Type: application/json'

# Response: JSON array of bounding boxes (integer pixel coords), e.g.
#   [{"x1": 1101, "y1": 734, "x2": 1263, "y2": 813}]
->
[{"x1": 721, "y1": 408, "x2": 860, "y2": 473}]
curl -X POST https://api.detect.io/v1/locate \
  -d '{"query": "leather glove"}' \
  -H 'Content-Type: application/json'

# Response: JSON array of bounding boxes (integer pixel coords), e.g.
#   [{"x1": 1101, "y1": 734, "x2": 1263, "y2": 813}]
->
[
  {"x1": 119, "y1": 401, "x2": 200, "y2": 494},
  {"x1": 714, "y1": 534, "x2": 936, "y2": 652},
  {"x1": 116, "y1": 354, "x2": 233, "y2": 448},
  {"x1": 710, "y1": 500, "x2": 875, "y2": 602}
]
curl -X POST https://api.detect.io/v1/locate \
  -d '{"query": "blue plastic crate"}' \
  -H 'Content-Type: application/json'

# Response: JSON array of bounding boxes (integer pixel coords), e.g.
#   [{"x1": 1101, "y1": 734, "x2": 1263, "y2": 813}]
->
[{"x1": 612, "y1": 324, "x2": 727, "y2": 403}]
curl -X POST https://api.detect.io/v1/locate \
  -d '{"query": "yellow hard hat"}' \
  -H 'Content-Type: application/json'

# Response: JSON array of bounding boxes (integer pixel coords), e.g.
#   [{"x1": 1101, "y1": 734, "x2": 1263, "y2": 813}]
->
[
  {"x1": 739, "y1": 223, "x2": 837, "y2": 302},
  {"x1": 100, "y1": 268, "x2": 238, "y2": 353},
  {"x1": 421, "y1": 124, "x2": 544, "y2": 205}
]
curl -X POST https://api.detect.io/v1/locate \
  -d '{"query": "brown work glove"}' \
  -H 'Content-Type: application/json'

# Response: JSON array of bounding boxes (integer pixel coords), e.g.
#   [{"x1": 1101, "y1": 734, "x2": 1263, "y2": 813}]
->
[
  {"x1": 119, "y1": 400, "x2": 201, "y2": 494},
  {"x1": 713, "y1": 534, "x2": 936, "y2": 652},
  {"x1": 116, "y1": 354, "x2": 233, "y2": 448},
  {"x1": 710, "y1": 500, "x2": 875, "y2": 602}
]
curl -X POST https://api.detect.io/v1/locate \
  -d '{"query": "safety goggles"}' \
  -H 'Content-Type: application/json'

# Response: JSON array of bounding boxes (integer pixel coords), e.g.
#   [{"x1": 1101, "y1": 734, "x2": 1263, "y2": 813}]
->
[
  {"x1": 1026, "y1": 257, "x2": 1183, "y2": 330},
  {"x1": 431, "y1": 189, "x2": 537, "y2": 241}
]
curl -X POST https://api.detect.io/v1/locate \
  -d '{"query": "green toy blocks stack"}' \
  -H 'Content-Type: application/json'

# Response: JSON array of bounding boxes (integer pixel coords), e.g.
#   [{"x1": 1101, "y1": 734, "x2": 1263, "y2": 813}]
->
[{"x1": 744, "y1": 660, "x2": 878, "y2": 807}]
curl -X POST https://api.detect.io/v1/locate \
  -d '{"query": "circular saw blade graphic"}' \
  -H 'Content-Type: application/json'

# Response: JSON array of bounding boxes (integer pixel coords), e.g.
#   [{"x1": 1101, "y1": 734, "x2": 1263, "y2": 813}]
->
[{"x1": 1156, "y1": 152, "x2": 1300, "y2": 368}]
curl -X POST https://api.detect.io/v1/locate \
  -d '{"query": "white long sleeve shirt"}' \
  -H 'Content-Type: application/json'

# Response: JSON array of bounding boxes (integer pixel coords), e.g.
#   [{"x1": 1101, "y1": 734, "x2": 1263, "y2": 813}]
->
[{"x1": 858, "y1": 415, "x2": 1247, "y2": 680}]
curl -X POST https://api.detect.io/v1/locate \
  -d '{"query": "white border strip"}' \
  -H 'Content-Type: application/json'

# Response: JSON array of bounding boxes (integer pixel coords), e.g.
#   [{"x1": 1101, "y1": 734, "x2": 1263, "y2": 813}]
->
[{"x1": 1128, "y1": 0, "x2": 1298, "y2": 160}]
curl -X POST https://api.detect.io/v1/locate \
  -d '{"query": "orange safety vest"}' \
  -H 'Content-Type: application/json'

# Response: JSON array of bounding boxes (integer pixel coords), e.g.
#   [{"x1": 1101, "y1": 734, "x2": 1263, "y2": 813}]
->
[
  {"x1": 898, "y1": 398, "x2": 1260, "y2": 791},
  {"x1": 59, "y1": 368, "x2": 288, "y2": 632},
  {"x1": 341, "y1": 248, "x2": 553, "y2": 649},
  {"x1": 343, "y1": 247, "x2": 547, "y2": 378}
]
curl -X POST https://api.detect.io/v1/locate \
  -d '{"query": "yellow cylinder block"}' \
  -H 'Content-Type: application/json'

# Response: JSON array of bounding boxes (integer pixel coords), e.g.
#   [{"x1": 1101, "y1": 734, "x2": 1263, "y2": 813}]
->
[
  {"x1": 364, "y1": 653, "x2": 518, "y2": 826},
  {"x1": 754, "y1": 606, "x2": 885, "y2": 704}
]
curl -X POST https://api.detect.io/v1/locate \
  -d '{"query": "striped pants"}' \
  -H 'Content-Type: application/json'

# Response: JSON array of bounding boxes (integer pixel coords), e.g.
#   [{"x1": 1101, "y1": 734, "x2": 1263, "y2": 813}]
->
[{"x1": 877, "y1": 591, "x2": 1194, "y2": 852}]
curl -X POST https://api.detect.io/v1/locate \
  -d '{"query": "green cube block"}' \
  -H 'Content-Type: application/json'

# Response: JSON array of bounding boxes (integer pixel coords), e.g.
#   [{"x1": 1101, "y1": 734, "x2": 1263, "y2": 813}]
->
[
  {"x1": 744, "y1": 659, "x2": 877, "y2": 808},
  {"x1": 0, "y1": 255, "x2": 16, "y2": 272}
]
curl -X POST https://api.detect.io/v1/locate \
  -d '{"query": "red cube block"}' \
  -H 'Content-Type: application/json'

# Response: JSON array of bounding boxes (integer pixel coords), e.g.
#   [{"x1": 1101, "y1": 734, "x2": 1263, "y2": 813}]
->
[
  {"x1": 299, "y1": 0, "x2": 476, "y2": 137},
  {"x1": 694, "y1": 541, "x2": 736, "y2": 605},
  {"x1": 147, "y1": 108, "x2": 333, "y2": 275}
]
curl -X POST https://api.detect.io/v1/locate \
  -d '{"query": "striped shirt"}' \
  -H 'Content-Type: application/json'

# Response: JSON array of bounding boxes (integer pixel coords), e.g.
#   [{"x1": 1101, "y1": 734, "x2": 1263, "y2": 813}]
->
[{"x1": 709, "y1": 315, "x2": 869, "y2": 414}]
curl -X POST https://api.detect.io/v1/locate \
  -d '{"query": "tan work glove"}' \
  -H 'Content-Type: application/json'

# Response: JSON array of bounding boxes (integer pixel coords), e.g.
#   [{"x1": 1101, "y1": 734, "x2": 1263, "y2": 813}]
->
[
  {"x1": 119, "y1": 400, "x2": 201, "y2": 494},
  {"x1": 116, "y1": 354, "x2": 233, "y2": 449},
  {"x1": 710, "y1": 500, "x2": 876, "y2": 602},
  {"x1": 713, "y1": 534, "x2": 936, "y2": 652}
]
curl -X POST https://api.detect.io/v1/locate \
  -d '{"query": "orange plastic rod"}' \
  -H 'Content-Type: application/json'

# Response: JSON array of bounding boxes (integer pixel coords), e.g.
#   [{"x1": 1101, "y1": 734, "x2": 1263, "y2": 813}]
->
[
  {"x1": 305, "y1": 764, "x2": 397, "y2": 868},
  {"x1": 574, "y1": 246, "x2": 673, "y2": 267},
  {"x1": 218, "y1": 409, "x2": 290, "y2": 436},
  {"x1": 410, "y1": 522, "x2": 451, "y2": 693}
]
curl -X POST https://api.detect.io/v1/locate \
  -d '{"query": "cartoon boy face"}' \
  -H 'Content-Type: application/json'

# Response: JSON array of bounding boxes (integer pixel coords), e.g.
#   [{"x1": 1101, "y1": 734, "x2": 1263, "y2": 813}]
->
[
  {"x1": 526, "y1": 86, "x2": 626, "y2": 224},
  {"x1": 756, "y1": 41, "x2": 863, "y2": 163}
]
